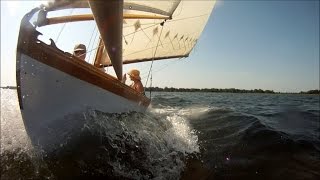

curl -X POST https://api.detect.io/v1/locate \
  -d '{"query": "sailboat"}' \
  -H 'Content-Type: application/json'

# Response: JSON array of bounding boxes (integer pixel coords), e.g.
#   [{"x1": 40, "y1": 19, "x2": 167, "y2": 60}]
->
[{"x1": 16, "y1": 0, "x2": 216, "y2": 153}]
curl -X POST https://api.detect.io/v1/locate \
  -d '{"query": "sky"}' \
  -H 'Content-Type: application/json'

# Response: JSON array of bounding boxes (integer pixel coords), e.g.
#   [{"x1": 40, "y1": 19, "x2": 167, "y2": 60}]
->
[{"x1": 1, "y1": 0, "x2": 319, "y2": 93}]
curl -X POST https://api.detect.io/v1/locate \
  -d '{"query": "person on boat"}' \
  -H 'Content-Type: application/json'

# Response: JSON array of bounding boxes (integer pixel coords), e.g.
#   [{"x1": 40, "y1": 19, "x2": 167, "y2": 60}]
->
[
  {"x1": 73, "y1": 43, "x2": 86, "y2": 61},
  {"x1": 122, "y1": 69, "x2": 145, "y2": 95}
]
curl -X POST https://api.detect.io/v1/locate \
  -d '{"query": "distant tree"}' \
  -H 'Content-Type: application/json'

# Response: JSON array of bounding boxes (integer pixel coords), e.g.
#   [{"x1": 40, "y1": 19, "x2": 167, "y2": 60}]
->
[
  {"x1": 300, "y1": 89, "x2": 320, "y2": 94},
  {"x1": 145, "y1": 87, "x2": 282, "y2": 94}
]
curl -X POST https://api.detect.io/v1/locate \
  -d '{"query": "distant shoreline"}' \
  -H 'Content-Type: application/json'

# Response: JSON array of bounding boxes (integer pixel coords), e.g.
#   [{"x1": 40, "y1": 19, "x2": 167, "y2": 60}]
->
[
  {"x1": 1, "y1": 86, "x2": 318, "y2": 94},
  {"x1": 145, "y1": 87, "x2": 320, "y2": 94}
]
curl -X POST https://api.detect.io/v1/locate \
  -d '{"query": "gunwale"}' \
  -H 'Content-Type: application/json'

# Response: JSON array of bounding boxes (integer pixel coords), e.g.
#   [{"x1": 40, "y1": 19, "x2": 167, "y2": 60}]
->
[{"x1": 16, "y1": 21, "x2": 150, "y2": 109}]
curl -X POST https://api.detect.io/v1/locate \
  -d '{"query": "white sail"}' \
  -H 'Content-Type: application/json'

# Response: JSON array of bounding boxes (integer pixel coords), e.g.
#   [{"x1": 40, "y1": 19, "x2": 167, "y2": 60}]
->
[
  {"x1": 123, "y1": 0, "x2": 181, "y2": 16},
  {"x1": 42, "y1": 0, "x2": 216, "y2": 67},
  {"x1": 100, "y1": 0, "x2": 216, "y2": 66},
  {"x1": 45, "y1": 0, "x2": 180, "y2": 17}
]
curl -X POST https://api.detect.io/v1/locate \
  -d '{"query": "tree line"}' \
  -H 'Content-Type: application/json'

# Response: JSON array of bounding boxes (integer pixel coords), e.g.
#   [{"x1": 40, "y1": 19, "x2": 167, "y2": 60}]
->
[
  {"x1": 299, "y1": 89, "x2": 320, "y2": 94},
  {"x1": 145, "y1": 87, "x2": 320, "y2": 94}
]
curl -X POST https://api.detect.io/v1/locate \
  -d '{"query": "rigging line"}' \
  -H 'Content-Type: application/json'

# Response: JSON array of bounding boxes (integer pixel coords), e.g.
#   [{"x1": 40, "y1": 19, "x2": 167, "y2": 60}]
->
[
  {"x1": 123, "y1": 37, "x2": 191, "y2": 59},
  {"x1": 123, "y1": 13, "x2": 207, "y2": 39},
  {"x1": 87, "y1": 25, "x2": 97, "y2": 62},
  {"x1": 167, "y1": 13, "x2": 209, "y2": 23},
  {"x1": 141, "y1": 59, "x2": 181, "y2": 80},
  {"x1": 124, "y1": 23, "x2": 159, "y2": 37},
  {"x1": 123, "y1": 33, "x2": 129, "y2": 45},
  {"x1": 140, "y1": 27, "x2": 151, "y2": 42},
  {"x1": 123, "y1": 21, "x2": 161, "y2": 28},
  {"x1": 174, "y1": 0, "x2": 183, "y2": 17},
  {"x1": 86, "y1": 42, "x2": 103, "y2": 54},
  {"x1": 123, "y1": 41, "x2": 173, "y2": 58},
  {"x1": 123, "y1": 13, "x2": 206, "y2": 39},
  {"x1": 157, "y1": 32, "x2": 164, "y2": 48},
  {"x1": 88, "y1": 25, "x2": 97, "y2": 48},
  {"x1": 144, "y1": 21, "x2": 165, "y2": 87},
  {"x1": 130, "y1": 31, "x2": 136, "y2": 44},
  {"x1": 169, "y1": 36, "x2": 175, "y2": 50},
  {"x1": 149, "y1": 72, "x2": 152, "y2": 99},
  {"x1": 77, "y1": 41, "x2": 104, "y2": 63},
  {"x1": 88, "y1": 29, "x2": 99, "y2": 63},
  {"x1": 123, "y1": 10, "x2": 206, "y2": 30},
  {"x1": 55, "y1": 8, "x2": 74, "y2": 43}
]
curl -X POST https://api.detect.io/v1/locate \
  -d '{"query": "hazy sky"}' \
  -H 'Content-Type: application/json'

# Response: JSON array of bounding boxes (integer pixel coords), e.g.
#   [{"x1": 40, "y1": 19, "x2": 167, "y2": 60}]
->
[{"x1": 1, "y1": 0, "x2": 319, "y2": 92}]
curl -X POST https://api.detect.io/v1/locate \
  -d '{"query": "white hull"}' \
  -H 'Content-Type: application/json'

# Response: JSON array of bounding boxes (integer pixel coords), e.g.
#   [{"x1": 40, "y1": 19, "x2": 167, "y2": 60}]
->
[{"x1": 18, "y1": 53, "x2": 147, "y2": 153}]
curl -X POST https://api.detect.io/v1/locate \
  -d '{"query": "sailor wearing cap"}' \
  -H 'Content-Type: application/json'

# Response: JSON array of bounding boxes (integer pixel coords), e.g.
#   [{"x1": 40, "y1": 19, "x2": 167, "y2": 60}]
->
[{"x1": 73, "y1": 44, "x2": 86, "y2": 61}]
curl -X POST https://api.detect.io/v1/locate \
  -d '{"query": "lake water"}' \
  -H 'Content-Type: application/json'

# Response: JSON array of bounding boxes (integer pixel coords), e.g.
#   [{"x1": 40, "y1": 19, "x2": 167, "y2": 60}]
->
[{"x1": 1, "y1": 89, "x2": 319, "y2": 179}]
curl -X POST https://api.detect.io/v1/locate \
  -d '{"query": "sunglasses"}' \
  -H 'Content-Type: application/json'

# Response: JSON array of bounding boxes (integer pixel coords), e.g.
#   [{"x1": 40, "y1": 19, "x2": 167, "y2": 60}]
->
[{"x1": 74, "y1": 50, "x2": 86, "y2": 55}]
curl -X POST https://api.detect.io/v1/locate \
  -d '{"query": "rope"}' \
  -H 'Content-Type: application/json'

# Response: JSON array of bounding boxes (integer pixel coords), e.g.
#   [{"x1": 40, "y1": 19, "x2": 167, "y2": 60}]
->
[
  {"x1": 55, "y1": 9, "x2": 74, "y2": 43},
  {"x1": 145, "y1": 20, "x2": 165, "y2": 88},
  {"x1": 89, "y1": 30, "x2": 99, "y2": 63},
  {"x1": 87, "y1": 25, "x2": 97, "y2": 62},
  {"x1": 149, "y1": 73, "x2": 152, "y2": 99},
  {"x1": 141, "y1": 58, "x2": 182, "y2": 80}
]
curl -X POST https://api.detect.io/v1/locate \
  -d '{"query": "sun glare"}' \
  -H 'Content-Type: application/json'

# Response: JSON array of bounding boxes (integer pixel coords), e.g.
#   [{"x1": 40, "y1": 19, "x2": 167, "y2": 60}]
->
[
  {"x1": 7, "y1": 1, "x2": 19, "y2": 16},
  {"x1": 6, "y1": 1, "x2": 49, "y2": 16}
]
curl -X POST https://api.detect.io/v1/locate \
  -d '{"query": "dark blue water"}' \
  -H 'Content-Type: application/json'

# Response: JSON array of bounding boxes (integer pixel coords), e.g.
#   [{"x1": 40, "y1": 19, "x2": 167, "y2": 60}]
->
[{"x1": 1, "y1": 90, "x2": 319, "y2": 179}]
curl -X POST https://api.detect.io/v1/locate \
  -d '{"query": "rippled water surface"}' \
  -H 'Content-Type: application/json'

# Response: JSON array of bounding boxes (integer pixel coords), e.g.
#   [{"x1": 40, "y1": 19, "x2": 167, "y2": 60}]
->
[{"x1": 1, "y1": 90, "x2": 319, "y2": 179}]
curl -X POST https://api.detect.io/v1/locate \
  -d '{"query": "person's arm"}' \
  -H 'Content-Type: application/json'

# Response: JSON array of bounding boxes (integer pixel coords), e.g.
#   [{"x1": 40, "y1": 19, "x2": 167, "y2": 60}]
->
[{"x1": 136, "y1": 82, "x2": 145, "y2": 94}]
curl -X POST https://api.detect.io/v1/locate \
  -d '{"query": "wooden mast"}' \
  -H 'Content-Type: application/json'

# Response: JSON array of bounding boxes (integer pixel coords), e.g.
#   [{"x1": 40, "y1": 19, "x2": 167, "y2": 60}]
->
[{"x1": 88, "y1": 0, "x2": 123, "y2": 80}]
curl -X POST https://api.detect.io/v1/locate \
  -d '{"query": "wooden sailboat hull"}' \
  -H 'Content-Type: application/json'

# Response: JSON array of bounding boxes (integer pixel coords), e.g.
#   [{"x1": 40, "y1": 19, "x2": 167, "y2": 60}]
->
[
  {"x1": 17, "y1": 53, "x2": 148, "y2": 153},
  {"x1": 16, "y1": 9, "x2": 150, "y2": 154}
]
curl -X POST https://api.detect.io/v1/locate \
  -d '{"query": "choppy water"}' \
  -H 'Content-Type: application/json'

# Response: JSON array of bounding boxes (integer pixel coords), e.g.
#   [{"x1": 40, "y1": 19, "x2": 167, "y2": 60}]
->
[{"x1": 1, "y1": 89, "x2": 319, "y2": 179}]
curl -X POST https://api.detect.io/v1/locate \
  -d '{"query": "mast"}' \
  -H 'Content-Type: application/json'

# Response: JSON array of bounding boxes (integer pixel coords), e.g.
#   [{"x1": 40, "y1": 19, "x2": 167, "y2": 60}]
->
[{"x1": 88, "y1": 0, "x2": 123, "y2": 80}]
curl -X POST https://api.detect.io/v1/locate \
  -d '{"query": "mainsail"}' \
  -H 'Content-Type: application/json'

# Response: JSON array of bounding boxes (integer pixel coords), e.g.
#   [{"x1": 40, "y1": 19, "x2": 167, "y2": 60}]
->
[
  {"x1": 99, "y1": 0, "x2": 216, "y2": 66},
  {"x1": 41, "y1": 0, "x2": 216, "y2": 79}
]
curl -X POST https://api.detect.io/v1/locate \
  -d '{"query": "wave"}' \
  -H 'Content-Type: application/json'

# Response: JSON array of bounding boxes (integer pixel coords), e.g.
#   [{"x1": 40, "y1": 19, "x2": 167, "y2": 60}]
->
[
  {"x1": 193, "y1": 109, "x2": 320, "y2": 179},
  {"x1": 257, "y1": 108, "x2": 320, "y2": 140},
  {"x1": 2, "y1": 90, "x2": 319, "y2": 179},
  {"x1": 150, "y1": 96, "x2": 192, "y2": 109},
  {"x1": 1, "y1": 107, "x2": 201, "y2": 179}
]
